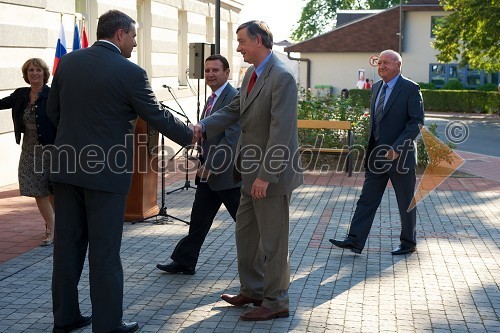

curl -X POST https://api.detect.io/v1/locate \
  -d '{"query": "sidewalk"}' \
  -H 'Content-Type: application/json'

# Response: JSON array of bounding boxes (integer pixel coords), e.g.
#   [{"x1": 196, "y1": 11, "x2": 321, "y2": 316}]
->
[
  {"x1": 425, "y1": 111, "x2": 500, "y2": 121},
  {"x1": 0, "y1": 156, "x2": 499, "y2": 332}
]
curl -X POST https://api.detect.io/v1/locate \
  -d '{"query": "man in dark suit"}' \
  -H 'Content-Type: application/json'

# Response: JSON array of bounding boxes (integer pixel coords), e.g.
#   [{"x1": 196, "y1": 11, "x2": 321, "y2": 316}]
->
[
  {"x1": 156, "y1": 54, "x2": 241, "y2": 275},
  {"x1": 194, "y1": 21, "x2": 303, "y2": 321},
  {"x1": 330, "y1": 49, "x2": 424, "y2": 256},
  {"x1": 47, "y1": 10, "x2": 194, "y2": 333}
]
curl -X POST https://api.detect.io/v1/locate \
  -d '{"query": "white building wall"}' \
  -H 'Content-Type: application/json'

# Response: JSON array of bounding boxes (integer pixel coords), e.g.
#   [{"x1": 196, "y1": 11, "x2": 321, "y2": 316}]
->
[
  {"x1": 297, "y1": 52, "x2": 380, "y2": 94},
  {"x1": 402, "y1": 10, "x2": 452, "y2": 83}
]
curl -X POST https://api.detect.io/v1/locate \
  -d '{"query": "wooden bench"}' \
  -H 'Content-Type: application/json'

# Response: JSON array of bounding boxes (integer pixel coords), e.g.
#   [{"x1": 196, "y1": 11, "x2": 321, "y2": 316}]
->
[{"x1": 297, "y1": 119, "x2": 354, "y2": 176}]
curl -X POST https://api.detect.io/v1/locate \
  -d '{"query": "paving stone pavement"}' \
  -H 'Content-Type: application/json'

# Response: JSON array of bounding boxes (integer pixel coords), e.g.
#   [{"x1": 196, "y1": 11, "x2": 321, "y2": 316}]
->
[{"x1": 0, "y1": 172, "x2": 499, "y2": 332}]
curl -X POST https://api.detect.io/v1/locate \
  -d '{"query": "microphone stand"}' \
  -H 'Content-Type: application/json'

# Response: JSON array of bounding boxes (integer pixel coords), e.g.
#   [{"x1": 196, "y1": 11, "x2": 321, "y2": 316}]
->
[
  {"x1": 142, "y1": 132, "x2": 189, "y2": 225},
  {"x1": 159, "y1": 91, "x2": 197, "y2": 195},
  {"x1": 162, "y1": 85, "x2": 197, "y2": 162}
]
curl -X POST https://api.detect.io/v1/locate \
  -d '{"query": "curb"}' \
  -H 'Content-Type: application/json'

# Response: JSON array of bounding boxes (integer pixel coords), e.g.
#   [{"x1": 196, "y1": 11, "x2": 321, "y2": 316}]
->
[{"x1": 425, "y1": 111, "x2": 500, "y2": 121}]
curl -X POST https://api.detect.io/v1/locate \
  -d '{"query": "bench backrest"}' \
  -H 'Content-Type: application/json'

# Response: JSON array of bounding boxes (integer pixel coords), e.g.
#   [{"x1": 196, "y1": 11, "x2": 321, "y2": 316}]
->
[{"x1": 297, "y1": 119, "x2": 351, "y2": 130}]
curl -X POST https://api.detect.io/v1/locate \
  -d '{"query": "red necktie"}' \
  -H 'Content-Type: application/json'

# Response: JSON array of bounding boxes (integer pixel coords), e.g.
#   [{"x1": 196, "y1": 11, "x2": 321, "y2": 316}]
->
[
  {"x1": 203, "y1": 92, "x2": 217, "y2": 118},
  {"x1": 247, "y1": 71, "x2": 257, "y2": 95}
]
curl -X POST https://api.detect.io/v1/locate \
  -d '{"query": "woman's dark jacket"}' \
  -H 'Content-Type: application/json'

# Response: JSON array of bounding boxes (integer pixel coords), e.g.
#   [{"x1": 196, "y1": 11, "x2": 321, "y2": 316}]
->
[{"x1": 0, "y1": 85, "x2": 56, "y2": 146}]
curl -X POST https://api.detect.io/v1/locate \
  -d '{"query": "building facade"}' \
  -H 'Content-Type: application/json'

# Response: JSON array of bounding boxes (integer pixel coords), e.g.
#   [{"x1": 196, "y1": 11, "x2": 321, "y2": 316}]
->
[{"x1": 284, "y1": 0, "x2": 499, "y2": 95}]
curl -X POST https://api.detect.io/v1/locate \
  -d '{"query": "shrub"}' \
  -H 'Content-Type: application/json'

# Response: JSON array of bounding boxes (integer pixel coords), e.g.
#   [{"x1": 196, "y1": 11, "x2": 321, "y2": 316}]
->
[
  {"x1": 348, "y1": 89, "x2": 371, "y2": 108},
  {"x1": 442, "y1": 79, "x2": 464, "y2": 90},
  {"x1": 422, "y1": 90, "x2": 499, "y2": 113},
  {"x1": 476, "y1": 83, "x2": 498, "y2": 91},
  {"x1": 333, "y1": 87, "x2": 499, "y2": 114},
  {"x1": 418, "y1": 82, "x2": 437, "y2": 90},
  {"x1": 297, "y1": 89, "x2": 371, "y2": 149}
]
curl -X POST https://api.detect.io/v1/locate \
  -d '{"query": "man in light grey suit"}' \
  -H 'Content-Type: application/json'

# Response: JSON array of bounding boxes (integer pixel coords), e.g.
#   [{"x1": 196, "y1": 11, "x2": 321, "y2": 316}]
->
[
  {"x1": 330, "y1": 50, "x2": 424, "y2": 256},
  {"x1": 156, "y1": 54, "x2": 241, "y2": 275},
  {"x1": 47, "y1": 10, "x2": 194, "y2": 333},
  {"x1": 195, "y1": 20, "x2": 303, "y2": 321}
]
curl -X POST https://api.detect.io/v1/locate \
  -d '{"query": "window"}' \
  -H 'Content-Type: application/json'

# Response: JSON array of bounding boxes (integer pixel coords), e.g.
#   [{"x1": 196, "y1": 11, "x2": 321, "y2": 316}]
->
[
  {"x1": 430, "y1": 16, "x2": 446, "y2": 38},
  {"x1": 448, "y1": 65, "x2": 462, "y2": 83},
  {"x1": 429, "y1": 64, "x2": 499, "y2": 88},
  {"x1": 430, "y1": 64, "x2": 445, "y2": 86},
  {"x1": 466, "y1": 69, "x2": 481, "y2": 87}
]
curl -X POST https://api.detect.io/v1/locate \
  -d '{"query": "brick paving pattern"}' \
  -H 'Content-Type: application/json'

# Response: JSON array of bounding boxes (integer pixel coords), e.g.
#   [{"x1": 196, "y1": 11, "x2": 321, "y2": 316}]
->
[{"x1": 0, "y1": 155, "x2": 499, "y2": 332}]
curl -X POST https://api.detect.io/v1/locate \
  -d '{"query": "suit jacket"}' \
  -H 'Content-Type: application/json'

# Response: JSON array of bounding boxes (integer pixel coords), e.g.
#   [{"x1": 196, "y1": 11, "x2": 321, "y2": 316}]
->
[
  {"x1": 366, "y1": 75, "x2": 424, "y2": 170},
  {"x1": 47, "y1": 41, "x2": 192, "y2": 194},
  {"x1": 200, "y1": 83, "x2": 241, "y2": 191},
  {"x1": 0, "y1": 85, "x2": 56, "y2": 146},
  {"x1": 203, "y1": 53, "x2": 303, "y2": 196}
]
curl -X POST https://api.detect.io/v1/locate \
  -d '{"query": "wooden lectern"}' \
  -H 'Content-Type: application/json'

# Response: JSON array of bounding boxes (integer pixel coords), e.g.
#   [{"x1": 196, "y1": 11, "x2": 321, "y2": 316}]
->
[{"x1": 124, "y1": 118, "x2": 159, "y2": 221}]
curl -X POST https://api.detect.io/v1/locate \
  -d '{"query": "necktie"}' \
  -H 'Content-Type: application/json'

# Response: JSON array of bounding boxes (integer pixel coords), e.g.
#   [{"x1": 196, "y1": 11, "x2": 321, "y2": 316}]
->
[
  {"x1": 374, "y1": 83, "x2": 388, "y2": 141},
  {"x1": 203, "y1": 92, "x2": 217, "y2": 119},
  {"x1": 247, "y1": 71, "x2": 257, "y2": 95}
]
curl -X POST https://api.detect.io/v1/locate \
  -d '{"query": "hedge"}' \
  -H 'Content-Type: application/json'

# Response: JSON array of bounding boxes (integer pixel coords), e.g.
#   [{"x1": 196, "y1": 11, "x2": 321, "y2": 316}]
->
[{"x1": 348, "y1": 89, "x2": 499, "y2": 114}]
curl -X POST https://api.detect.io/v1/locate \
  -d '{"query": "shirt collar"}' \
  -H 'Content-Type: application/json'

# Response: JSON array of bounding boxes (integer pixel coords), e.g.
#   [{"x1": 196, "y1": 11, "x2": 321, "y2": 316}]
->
[
  {"x1": 384, "y1": 74, "x2": 400, "y2": 90},
  {"x1": 98, "y1": 39, "x2": 121, "y2": 53},
  {"x1": 254, "y1": 51, "x2": 273, "y2": 78},
  {"x1": 212, "y1": 82, "x2": 228, "y2": 98}
]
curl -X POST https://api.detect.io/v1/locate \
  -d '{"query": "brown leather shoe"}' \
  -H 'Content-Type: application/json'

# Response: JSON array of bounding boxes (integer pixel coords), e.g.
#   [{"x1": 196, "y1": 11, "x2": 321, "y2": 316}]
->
[
  {"x1": 221, "y1": 293, "x2": 262, "y2": 307},
  {"x1": 240, "y1": 306, "x2": 289, "y2": 321}
]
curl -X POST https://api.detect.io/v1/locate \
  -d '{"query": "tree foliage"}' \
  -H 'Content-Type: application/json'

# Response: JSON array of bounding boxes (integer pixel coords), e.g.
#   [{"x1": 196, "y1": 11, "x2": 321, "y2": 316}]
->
[
  {"x1": 291, "y1": 0, "x2": 403, "y2": 41},
  {"x1": 432, "y1": 0, "x2": 500, "y2": 72}
]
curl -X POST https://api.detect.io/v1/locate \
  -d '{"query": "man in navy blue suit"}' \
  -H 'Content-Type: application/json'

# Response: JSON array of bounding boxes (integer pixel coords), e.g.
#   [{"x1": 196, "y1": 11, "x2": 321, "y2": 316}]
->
[
  {"x1": 330, "y1": 49, "x2": 424, "y2": 255},
  {"x1": 156, "y1": 54, "x2": 241, "y2": 275},
  {"x1": 48, "y1": 10, "x2": 193, "y2": 333}
]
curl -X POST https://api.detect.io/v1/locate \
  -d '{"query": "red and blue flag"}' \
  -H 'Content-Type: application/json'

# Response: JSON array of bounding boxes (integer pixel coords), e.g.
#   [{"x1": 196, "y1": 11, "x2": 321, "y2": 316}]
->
[{"x1": 52, "y1": 23, "x2": 67, "y2": 75}]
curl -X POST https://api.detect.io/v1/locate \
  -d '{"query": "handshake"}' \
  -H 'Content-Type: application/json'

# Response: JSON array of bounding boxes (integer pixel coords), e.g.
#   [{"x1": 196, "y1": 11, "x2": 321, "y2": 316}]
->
[{"x1": 189, "y1": 123, "x2": 204, "y2": 144}]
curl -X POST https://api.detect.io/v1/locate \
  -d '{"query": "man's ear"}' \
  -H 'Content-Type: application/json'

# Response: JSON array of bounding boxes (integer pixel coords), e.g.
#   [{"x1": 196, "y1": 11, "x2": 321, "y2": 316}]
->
[
  {"x1": 115, "y1": 29, "x2": 124, "y2": 42},
  {"x1": 255, "y1": 34, "x2": 263, "y2": 46}
]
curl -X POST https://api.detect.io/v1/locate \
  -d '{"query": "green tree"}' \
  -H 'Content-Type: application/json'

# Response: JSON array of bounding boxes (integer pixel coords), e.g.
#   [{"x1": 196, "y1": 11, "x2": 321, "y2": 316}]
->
[
  {"x1": 291, "y1": 0, "x2": 404, "y2": 41},
  {"x1": 432, "y1": 0, "x2": 500, "y2": 72}
]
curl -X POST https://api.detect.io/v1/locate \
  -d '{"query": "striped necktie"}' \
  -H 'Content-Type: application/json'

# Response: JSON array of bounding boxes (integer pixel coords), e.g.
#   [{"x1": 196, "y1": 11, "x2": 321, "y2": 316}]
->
[
  {"x1": 203, "y1": 92, "x2": 217, "y2": 119},
  {"x1": 373, "y1": 83, "x2": 388, "y2": 141}
]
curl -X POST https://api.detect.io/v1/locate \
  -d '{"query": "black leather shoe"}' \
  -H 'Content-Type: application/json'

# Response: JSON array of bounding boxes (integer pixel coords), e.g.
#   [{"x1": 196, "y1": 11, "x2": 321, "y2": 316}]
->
[
  {"x1": 329, "y1": 238, "x2": 362, "y2": 254},
  {"x1": 106, "y1": 322, "x2": 139, "y2": 333},
  {"x1": 391, "y1": 244, "x2": 416, "y2": 255},
  {"x1": 53, "y1": 315, "x2": 92, "y2": 333},
  {"x1": 156, "y1": 261, "x2": 195, "y2": 275}
]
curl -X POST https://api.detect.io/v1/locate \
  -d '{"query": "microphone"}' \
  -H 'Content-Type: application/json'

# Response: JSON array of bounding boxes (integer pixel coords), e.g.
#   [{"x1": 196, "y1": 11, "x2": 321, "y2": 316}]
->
[{"x1": 162, "y1": 84, "x2": 172, "y2": 90}]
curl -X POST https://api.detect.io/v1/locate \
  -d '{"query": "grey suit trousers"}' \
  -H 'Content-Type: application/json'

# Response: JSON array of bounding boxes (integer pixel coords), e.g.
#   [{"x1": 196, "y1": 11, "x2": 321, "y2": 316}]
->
[{"x1": 236, "y1": 190, "x2": 291, "y2": 310}]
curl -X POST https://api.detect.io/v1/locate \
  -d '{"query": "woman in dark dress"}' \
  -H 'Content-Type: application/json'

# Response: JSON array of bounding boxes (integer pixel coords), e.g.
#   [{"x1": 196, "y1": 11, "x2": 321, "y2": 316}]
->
[{"x1": 0, "y1": 58, "x2": 56, "y2": 246}]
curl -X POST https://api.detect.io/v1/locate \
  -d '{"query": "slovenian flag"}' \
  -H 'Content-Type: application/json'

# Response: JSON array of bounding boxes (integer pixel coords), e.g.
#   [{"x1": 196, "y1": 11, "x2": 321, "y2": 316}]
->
[
  {"x1": 73, "y1": 23, "x2": 81, "y2": 50},
  {"x1": 81, "y1": 26, "x2": 89, "y2": 48},
  {"x1": 52, "y1": 23, "x2": 67, "y2": 75}
]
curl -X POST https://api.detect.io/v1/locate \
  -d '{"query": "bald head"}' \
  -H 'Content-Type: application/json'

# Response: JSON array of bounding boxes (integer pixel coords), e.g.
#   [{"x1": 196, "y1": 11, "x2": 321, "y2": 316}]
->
[{"x1": 377, "y1": 49, "x2": 402, "y2": 82}]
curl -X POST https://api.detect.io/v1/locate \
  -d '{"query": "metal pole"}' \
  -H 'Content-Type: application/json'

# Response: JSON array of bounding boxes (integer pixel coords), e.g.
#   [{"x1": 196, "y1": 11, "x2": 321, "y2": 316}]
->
[
  {"x1": 215, "y1": 0, "x2": 220, "y2": 54},
  {"x1": 399, "y1": 0, "x2": 402, "y2": 54}
]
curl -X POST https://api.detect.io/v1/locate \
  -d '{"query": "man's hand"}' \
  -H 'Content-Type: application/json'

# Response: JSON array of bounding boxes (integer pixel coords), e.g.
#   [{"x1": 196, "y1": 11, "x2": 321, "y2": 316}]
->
[
  {"x1": 251, "y1": 178, "x2": 269, "y2": 200},
  {"x1": 193, "y1": 123, "x2": 203, "y2": 141},
  {"x1": 196, "y1": 164, "x2": 211, "y2": 180},
  {"x1": 385, "y1": 148, "x2": 399, "y2": 161},
  {"x1": 189, "y1": 124, "x2": 199, "y2": 144}
]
